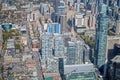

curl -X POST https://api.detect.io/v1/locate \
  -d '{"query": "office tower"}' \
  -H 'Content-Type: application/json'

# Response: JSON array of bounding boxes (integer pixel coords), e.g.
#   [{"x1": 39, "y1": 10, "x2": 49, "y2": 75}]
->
[
  {"x1": 66, "y1": 41, "x2": 76, "y2": 65},
  {"x1": 115, "y1": 20, "x2": 120, "y2": 34},
  {"x1": 41, "y1": 32, "x2": 53, "y2": 68},
  {"x1": 60, "y1": 15, "x2": 67, "y2": 33},
  {"x1": 94, "y1": 3, "x2": 108, "y2": 77},
  {"x1": 54, "y1": 0, "x2": 65, "y2": 22},
  {"x1": 66, "y1": 41, "x2": 86, "y2": 65},
  {"x1": 58, "y1": 58, "x2": 65, "y2": 80},
  {"x1": 76, "y1": 41, "x2": 84, "y2": 64},
  {"x1": 109, "y1": 55, "x2": 120, "y2": 80},
  {"x1": 54, "y1": 35, "x2": 64, "y2": 57}
]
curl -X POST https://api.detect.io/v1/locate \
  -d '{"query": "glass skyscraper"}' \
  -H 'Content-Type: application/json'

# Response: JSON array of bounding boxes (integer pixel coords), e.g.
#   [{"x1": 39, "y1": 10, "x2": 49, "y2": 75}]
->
[{"x1": 94, "y1": 3, "x2": 108, "y2": 77}]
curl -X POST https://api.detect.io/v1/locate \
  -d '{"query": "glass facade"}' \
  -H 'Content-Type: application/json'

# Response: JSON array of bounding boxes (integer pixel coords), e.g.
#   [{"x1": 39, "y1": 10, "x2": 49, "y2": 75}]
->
[
  {"x1": 94, "y1": 4, "x2": 108, "y2": 68},
  {"x1": 66, "y1": 72, "x2": 98, "y2": 80},
  {"x1": 66, "y1": 41, "x2": 85, "y2": 65},
  {"x1": 54, "y1": 36, "x2": 64, "y2": 57},
  {"x1": 95, "y1": 14, "x2": 108, "y2": 68},
  {"x1": 41, "y1": 32, "x2": 53, "y2": 68}
]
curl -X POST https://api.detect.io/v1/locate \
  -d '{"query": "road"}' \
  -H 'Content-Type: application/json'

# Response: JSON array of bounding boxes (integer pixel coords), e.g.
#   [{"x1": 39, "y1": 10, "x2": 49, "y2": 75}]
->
[{"x1": 27, "y1": 21, "x2": 43, "y2": 80}]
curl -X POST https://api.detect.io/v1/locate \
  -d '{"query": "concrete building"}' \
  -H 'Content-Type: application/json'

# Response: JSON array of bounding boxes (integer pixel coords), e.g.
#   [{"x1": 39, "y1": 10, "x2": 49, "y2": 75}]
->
[
  {"x1": 74, "y1": 3, "x2": 80, "y2": 13},
  {"x1": 66, "y1": 41, "x2": 76, "y2": 65},
  {"x1": 75, "y1": 41, "x2": 84, "y2": 64},
  {"x1": 60, "y1": 15, "x2": 67, "y2": 33},
  {"x1": 109, "y1": 55, "x2": 120, "y2": 80},
  {"x1": 41, "y1": 32, "x2": 53, "y2": 69},
  {"x1": 54, "y1": 35, "x2": 64, "y2": 57},
  {"x1": 66, "y1": 41, "x2": 88, "y2": 65},
  {"x1": 75, "y1": 13, "x2": 86, "y2": 33},
  {"x1": 40, "y1": 3, "x2": 50, "y2": 15}
]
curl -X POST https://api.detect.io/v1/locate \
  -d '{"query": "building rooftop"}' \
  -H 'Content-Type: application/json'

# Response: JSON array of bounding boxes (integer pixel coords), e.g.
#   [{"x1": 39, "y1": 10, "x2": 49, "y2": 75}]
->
[
  {"x1": 65, "y1": 64, "x2": 98, "y2": 80},
  {"x1": 64, "y1": 64, "x2": 95, "y2": 75},
  {"x1": 112, "y1": 55, "x2": 120, "y2": 63},
  {"x1": 66, "y1": 72, "x2": 98, "y2": 80}
]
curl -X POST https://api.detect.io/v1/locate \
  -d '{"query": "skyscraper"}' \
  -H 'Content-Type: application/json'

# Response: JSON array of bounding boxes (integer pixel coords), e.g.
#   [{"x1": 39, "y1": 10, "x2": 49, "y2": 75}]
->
[{"x1": 94, "y1": 3, "x2": 108, "y2": 77}]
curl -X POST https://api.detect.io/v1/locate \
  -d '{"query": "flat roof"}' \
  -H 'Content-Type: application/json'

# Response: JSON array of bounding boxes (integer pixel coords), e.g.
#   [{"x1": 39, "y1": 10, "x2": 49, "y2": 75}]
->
[
  {"x1": 64, "y1": 64, "x2": 95, "y2": 74},
  {"x1": 66, "y1": 72, "x2": 97, "y2": 80}
]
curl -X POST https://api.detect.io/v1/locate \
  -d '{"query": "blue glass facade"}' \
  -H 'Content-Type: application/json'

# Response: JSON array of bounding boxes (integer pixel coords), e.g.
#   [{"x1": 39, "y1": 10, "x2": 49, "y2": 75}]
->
[
  {"x1": 94, "y1": 4, "x2": 108, "y2": 77},
  {"x1": 47, "y1": 23, "x2": 61, "y2": 34},
  {"x1": 95, "y1": 14, "x2": 108, "y2": 68}
]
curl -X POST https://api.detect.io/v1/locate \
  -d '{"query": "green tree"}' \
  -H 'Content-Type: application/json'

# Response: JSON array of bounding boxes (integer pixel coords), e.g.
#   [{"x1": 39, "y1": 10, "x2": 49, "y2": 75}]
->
[{"x1": 15, "y1": 44, "x2": 20, "y2": 49}]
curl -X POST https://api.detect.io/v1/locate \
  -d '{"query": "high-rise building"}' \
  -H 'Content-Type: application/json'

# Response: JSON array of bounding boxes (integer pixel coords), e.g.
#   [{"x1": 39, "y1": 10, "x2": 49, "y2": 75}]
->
[
  {"x1": 54, "y1": 0, "x2": 66, "y2": 22},
  {"x1": 41, "y1": 32, "x2": 53, "y2": 68},
  {"x1": 94, "y1": 3, "x2": 108, "y2": 77},
  {"x1": 66, "y1": 41, "x2": 76, "y2": 65},
  {"x1": 54, "y1": 35, "x2": 64, "y2": 57},
  {"x1": 109, "y1": 55, "x2": 120, "y2": 80},
  {"x1": 76, "y1": 41, "x2": 84, "y2": 64},
  {"x1": 60, "y1": 15, "x2": 67, "y2": 33},
  {"x1": 66, "y1": 41, "x2": 86, "y2": 65}
]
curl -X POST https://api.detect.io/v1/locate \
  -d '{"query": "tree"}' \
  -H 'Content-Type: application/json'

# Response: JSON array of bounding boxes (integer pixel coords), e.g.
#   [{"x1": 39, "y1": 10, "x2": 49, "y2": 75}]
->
[
  {"x1": 84, "y1": 36, "x2": 95, "y2": 48},
  {"x1": 15, "y1": 44, "x2": 20, "y2": 49}
]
